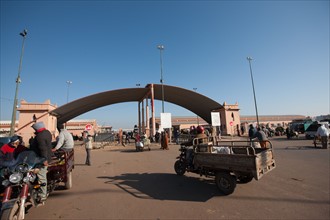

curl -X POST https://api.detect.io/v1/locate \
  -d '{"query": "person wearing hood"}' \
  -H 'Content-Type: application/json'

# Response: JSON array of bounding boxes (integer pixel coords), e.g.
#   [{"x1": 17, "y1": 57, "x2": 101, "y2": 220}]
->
[
  {"x1": 0, "y1": 135, "x2": 27, "y2": 160},
  {"x1": 30, "y1": 121, "x2": 53, "y2": 204}
]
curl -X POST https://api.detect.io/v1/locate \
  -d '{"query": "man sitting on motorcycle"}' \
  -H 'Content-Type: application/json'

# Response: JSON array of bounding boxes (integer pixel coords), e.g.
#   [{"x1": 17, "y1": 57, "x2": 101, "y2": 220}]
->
[
  {"x1": 0, "y1": 135, "x2": 27, "y2": 161},
  {"x1": 182, "y1": 126, "x2": 208, "y2": 167}
]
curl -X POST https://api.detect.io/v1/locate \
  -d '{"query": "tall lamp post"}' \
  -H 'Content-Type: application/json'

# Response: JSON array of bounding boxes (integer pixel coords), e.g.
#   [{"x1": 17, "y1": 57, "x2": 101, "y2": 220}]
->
[
  {"x1": 66, "y1": 81, "x2": 72, "y2": 103},
  {"x1": 10, "y1": 29, "x2": 28, "y2": 136},
  {"x1": 247, "y1": 57, "x2": 260, "y2": 128},
  {"x1": 157, "y1": 45, "x2": 165, "y2": 113},
  {"x1": 193, "y1": 88, "x2": 199, "y2": 125}
]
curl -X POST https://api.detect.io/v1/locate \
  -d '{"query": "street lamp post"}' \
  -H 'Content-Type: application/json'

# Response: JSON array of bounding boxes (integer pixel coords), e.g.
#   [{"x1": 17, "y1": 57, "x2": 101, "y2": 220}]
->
[
  {"x1": 9, "y1": 29, "x2": 28, "y2": 136},
  {"x1": 247, "y1": 57, "x2": 260, "y2": 128},
  {"x1": 157, "y1": 45, "x2": 165, "y2": 113},
  {"x1": 66, "y1": 81, "x2": 72, "y2": 103},
  {"x1": 193, "y1": 88, "x2": 199, "y2": 125}
]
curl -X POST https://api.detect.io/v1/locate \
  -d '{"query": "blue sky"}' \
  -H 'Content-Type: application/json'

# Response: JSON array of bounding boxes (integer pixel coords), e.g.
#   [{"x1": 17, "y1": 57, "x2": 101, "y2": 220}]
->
[{"x1": 1, "y1": 0, "x2": 329, "y2": 129}]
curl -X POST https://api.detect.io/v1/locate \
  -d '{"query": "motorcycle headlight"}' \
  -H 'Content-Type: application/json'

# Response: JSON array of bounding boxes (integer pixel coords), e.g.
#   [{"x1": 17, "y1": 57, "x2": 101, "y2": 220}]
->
[
  {"x1": 23, "y1": 173, "x2": 37, "y2": 183},
  {"x1": 9, "y1": 173, "x2": 23, "y2": 184}
]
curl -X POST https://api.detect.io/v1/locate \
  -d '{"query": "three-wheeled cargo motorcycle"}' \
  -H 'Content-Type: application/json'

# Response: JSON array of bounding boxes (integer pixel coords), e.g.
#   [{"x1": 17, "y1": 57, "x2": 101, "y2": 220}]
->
[{"x1": 174, "y1": 138, "x2": 276, "y2": 195}]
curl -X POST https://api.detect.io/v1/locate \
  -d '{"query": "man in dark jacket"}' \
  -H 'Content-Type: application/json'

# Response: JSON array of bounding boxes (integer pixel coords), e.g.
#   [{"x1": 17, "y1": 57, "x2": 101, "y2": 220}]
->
[{"x1": 30, "y1": 121, "x2": 53, "y2": 203}]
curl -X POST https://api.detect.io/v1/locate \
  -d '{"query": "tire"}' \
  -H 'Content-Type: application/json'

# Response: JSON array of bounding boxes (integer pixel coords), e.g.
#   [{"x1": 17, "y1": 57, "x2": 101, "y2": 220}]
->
[
  {"x1": 215, "y1": 172, "x2": 237, "y2": 195},
  {"x1": 174, "y1": 160, "x2": 186, "y2": 176},
  {"x1": 64, "y1": 171, "x2": 73, "y2": 189},
  {"x1": 1, "y1": 201, "x2": 20, "y2": 220}
]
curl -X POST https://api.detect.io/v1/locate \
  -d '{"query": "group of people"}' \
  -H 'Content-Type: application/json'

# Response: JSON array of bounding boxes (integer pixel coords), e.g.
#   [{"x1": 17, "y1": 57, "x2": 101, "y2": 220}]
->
[
  {"x1": 248, "y1": 124, "x2": 269, "y2": 148},
  {"x1": 0, "y1": 122, "x2": 54, "y2": 204},
  {"x1": 248, "y1": 123, "x2": 329, "y2": 149},
  {"x1": 0, "y1": 121, "x2": 94, "y2": 205}
]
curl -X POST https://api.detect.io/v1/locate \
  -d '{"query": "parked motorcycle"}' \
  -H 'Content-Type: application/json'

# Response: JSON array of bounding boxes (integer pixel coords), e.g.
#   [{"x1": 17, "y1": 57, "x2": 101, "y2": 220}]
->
[
  {"x1": 174, "y1": 144, "x2": 196, "y2": 175},
  {"x1": 0, "y1": 151, "x2": 45, "y2": 220},
  {"x1": 0, "y1": 149, "x2": 74, "y2": 220}
]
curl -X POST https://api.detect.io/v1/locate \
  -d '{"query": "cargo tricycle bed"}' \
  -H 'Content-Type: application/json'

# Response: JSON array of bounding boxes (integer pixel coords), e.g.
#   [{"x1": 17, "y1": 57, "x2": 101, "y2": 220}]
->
[{"x1": 174, "y1": 138, "x2": 276, "y2": 195}]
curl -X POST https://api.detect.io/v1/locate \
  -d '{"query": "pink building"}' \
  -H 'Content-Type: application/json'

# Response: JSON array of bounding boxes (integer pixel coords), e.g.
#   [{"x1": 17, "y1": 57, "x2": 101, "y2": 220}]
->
[{"x1": 0, "y1": 100, "x2": 98, "y2": 144}]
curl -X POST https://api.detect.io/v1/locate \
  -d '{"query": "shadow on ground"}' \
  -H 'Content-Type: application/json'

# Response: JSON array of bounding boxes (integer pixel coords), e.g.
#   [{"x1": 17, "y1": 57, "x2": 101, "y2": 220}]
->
[{"x1": 98, "y1": 172, "x2": 222, "y2": 202}]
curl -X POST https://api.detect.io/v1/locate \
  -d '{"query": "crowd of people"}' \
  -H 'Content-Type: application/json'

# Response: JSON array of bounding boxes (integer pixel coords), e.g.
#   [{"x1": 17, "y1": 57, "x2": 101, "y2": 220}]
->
[{"x1": 1, "y1": 120, "x2": 328, "y2": 208}]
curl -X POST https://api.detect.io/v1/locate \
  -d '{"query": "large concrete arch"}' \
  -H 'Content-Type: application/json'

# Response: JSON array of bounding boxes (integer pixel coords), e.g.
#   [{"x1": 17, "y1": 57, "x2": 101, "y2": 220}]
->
[{"x1": 51, "y1": 84, "x2": 223, "y2": 125}]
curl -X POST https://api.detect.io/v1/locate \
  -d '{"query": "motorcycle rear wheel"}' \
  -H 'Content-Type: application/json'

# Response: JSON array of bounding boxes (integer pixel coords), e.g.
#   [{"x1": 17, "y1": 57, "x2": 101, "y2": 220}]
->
[
  {"x1": 215, "y1": 172, "x2": 237, "y2": 195},
  {"x1": 1, "y1": 201, "x2": 21, "y2": 220}
]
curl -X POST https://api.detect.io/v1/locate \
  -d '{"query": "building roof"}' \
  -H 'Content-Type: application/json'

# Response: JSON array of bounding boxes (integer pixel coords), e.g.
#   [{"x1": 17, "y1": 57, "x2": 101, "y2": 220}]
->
[{"x1": 51, "y1": 84, "x2": 223, "y2": 125}]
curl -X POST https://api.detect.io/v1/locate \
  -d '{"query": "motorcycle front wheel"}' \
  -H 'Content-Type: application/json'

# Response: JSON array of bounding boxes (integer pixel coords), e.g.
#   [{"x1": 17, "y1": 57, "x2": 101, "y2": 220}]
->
[
  {"x1": 174, "y1": 160, "x2": 186, "y2": 176},
  {"x1": 1, "y1": 201, "x2": 21, "y2": 220}
]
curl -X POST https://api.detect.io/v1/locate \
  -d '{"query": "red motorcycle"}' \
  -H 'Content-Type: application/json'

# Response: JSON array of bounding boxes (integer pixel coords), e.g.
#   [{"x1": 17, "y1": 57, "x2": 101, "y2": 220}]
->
[{"x1": 0, "y1": 150, "x2": 74, "y2": 220}]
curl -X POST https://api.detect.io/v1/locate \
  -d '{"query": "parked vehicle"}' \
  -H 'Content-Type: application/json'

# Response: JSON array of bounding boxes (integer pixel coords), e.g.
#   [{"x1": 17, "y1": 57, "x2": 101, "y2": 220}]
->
[
  {"x1": 305, "y1": 121, "x2": 329, "y2": 139},
  {"x1": 0, "y1": 149, "x2": 74, "y2": 220},
  {"x1": 313, "y1": 133, "x2": 330, "y2": 149},
  {"x1": 135, "y1": 134, "x2": 150, "y2": 152},
  {"x1": 174, "y1": 138, "x2": 276, "y2": 195}
]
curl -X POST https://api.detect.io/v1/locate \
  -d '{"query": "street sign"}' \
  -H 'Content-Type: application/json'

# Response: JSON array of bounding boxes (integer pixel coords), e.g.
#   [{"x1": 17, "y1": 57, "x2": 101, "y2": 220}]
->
[
  {"x1": 85, "y1": 124, "x2": 92, "y2": 131},
  {"x1": 161, "y1": 113, "x2": 172, "y2": 129},
  {"x1": 211, "y1": 112, "x2": 221, "y2": 126}
]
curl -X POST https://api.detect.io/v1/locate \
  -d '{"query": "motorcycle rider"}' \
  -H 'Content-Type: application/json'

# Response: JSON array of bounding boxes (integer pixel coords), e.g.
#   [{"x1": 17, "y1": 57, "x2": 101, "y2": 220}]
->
[
  {"x1": 30, "y1": 121, "x2": 53, "y2": 204},
  {"x1": 184, "y1": 125, "x2": 208, "y2": 167},
  {"x1": 0, "y1": 135, "x2": 27, "y2": 161}
]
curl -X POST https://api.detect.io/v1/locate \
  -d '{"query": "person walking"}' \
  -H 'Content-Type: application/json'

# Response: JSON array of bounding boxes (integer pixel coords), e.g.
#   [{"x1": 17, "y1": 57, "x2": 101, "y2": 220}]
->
[
  {"x1": 248, "y1": 124, "x2": 256, "y2": 141},
  {"x1": 119, "y1": 129, "x2": 125, "y2": 147},
  {"x1": 160, "y1": 130, "x2": 169, "y2": 150},
  {"x1": 52, "y1": 123, "x2": 74, "y2": 152},
  {"x1": 82, "y1": 132, "x2": 93, "y2": 165},
  {"x1": 30, "y1": 121, "x2": 53, "y2": 204},
  {"x1": 316, "y1": 124, "x2": 329, "y2": 149}
]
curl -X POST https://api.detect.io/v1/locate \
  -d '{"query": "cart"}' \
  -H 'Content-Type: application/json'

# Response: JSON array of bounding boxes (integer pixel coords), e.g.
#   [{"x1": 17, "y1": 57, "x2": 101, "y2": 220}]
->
[
  {"x1": 174, "y1": 138, "x2": 276, "y2": 195},
  {"x1": 135, "y1": 135, "x2": 151, "y2": 152},
  {"x1": 313, "y1": 136, "x2": 329, "y2": 148}
]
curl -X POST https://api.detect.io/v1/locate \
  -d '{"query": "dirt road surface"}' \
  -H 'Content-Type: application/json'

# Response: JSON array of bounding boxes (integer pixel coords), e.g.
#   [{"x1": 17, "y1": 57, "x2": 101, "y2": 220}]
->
[{"x1": 25, "y1": 136, "x2": 329, "y2": 219}]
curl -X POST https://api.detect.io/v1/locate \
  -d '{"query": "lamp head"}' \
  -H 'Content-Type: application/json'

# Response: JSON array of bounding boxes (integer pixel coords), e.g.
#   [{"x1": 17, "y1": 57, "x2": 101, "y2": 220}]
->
[
  {"x1": 20, "y1": 29, "x2": 27, "y2": 37},
  {"x1": 157, "y1": 45, "x2": 164, "y2": 50}
]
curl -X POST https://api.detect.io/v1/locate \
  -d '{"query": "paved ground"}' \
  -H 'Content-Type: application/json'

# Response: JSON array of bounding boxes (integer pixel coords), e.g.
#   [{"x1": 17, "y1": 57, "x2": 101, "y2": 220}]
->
[{"x1": 25, "y1": 136, "x2": 329, "y2": 220}]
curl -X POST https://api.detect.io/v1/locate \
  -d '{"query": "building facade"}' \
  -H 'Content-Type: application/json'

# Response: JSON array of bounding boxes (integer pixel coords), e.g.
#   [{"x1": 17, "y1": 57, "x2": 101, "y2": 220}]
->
[{"x1": 0, "y1": 99, "x2": 310, "y2": 144}]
